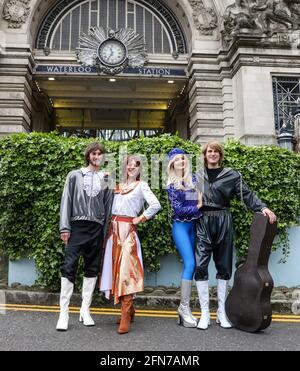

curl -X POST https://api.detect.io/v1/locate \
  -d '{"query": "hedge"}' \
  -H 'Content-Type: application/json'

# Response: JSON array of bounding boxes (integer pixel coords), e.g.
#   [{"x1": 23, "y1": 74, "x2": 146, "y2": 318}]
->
[{"x1": 0, "y1": 132, "x2": 299, "y2": 291}]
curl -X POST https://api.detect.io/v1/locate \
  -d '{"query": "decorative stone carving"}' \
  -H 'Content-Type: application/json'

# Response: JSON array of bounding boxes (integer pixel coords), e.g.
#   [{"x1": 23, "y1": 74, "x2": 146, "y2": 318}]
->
[
  {"x1": 189, "y1": 0, "x2": 218, "y2": 35},
  {"x1": 222, "y1": 0, "x2": 300, "y2": 43},
  {"x1": 2, "y1": 0, "x2": 31, "y2": 28},
  {"x1": 76, "y1": 27, "x2": 148, "y2": 75}
]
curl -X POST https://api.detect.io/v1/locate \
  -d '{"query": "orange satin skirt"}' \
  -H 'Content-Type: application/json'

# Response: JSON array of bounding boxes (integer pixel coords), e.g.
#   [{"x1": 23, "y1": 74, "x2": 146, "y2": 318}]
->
[{"x1": 109, "y1": 216, "x2": 144, "y2": 305}]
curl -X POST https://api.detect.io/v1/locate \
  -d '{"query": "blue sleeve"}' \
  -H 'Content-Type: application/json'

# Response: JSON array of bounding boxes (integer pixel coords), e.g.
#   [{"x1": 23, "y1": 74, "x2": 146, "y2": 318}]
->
[{"x1": 167, "y1": 186, "x2": 199, "y2": 218}]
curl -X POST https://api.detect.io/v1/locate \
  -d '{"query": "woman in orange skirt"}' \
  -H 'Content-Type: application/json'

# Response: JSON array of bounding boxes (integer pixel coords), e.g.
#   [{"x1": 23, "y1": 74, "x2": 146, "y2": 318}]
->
[{"x1": 100, "y1": 155, "x2": 161, "y2": 334}]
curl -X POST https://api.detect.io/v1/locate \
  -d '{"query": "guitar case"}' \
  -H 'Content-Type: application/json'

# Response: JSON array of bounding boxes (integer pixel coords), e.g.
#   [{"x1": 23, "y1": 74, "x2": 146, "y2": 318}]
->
[{"x1": 225, "y1": 213, "x2": 277, "y2": 333}]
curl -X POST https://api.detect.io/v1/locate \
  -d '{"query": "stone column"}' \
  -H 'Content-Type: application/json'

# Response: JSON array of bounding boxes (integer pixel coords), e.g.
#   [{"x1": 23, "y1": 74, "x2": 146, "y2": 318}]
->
[
  {"x1": 222, "y1": 77, "x2": 235, "y2": 140},
  {"x1": 232, "y1": 66, "x2": 277, "y2": 146},
  {"x1": 0, "y1": 48, "x2": 34, "y2": 135},
  {"x1": 188, "y1": 54, "x2": 225, "y2": 145}
]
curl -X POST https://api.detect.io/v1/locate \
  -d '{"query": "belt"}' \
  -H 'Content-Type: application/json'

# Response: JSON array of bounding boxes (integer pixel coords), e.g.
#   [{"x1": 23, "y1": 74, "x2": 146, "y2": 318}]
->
[
  {"x1": 112, "y1": 215, "x2": 134, "y2": 223},
  {"x1": 203, "y1": 210, "x2": 231, "y2": 216}
]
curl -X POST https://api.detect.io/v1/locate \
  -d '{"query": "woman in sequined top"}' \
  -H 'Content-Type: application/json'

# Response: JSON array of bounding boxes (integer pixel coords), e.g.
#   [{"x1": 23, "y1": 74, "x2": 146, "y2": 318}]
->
[{"x1": 167, "y1": 148, "x2": 203, "y2": 329}]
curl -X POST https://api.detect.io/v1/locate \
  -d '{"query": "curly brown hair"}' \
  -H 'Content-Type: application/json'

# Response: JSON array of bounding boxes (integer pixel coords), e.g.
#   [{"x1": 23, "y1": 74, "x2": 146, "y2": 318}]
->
[{"x1": 84, "y1": 142, "x2": 106, "y2": 166}]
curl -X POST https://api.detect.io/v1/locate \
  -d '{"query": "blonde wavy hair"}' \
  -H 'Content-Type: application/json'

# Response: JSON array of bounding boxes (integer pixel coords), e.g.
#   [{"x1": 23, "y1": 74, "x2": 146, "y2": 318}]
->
[{"x1": 167, "y1": 154, "x2": 195, "y2": 190}]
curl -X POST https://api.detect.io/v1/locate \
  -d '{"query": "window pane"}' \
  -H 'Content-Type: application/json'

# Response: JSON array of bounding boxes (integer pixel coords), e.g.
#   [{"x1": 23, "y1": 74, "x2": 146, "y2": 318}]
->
[
  {"x1": 118, "y1": 0, "x2": 126, "y2": 28},
  {"x1": 109, "y1": 0, "x2": 117, "y2": 29},
  {"x1": 163, "y1": 29, "x2": 171, "y2": 54},
  {"x1": 52, "y1": 25, "x2": 61, "y2": 50},
  {"x1": 61, "y1": 14, "x2": 71, "y2": 50},
  {"x1": 80, "y1": 3, "x2": 90, "y2": 34},
  {"x1": 136, "y1": 5, "x2": 144, "y2": 37},
  {"x1": 71, "y1": 7, "x2": 80, "y2": 49},
  {"x1": 154, "y1": 18, "x2": 162, "y2": 54},
  {"x1": 145, "y1": 12, "x2": 153, "y2": 53},
  {"x1": 99, "y1": 0, "x2": 108, "y2": 28}
]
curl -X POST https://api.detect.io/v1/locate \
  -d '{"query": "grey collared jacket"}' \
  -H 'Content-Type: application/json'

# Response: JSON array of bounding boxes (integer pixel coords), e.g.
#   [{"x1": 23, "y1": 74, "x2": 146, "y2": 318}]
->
[
  {"x1": 195, "y1": 167, "x2": 267, "y2": 212},
  {"x1": 59, "y1": 168, "x2": 114, "y2": 233}
]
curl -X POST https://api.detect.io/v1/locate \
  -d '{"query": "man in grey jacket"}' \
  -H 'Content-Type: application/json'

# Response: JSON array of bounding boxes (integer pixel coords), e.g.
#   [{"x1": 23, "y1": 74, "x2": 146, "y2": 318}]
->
[
  {"x1": 195, "y1": 141, "x2": 277, "y2": 331},
  {"x1": 56, "y1": 142, "x2": 113, "y2": 331}
]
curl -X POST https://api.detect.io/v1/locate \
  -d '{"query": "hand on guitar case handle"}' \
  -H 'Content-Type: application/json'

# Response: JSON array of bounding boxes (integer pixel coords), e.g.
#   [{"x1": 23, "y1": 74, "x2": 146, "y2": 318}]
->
[{"x1": 262, "y1": 208, "x2": 277, "y2": 224}]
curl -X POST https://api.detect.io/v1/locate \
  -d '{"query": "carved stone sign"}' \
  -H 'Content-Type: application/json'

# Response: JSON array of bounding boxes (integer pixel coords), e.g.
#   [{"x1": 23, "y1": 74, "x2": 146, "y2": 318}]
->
[
  {"x1": 2, "y1": 0, "x2": 30, "y2": 28},
  {"x1": 189, "y1": 0, "x2": 218, "y2": 35},
  {"x1": 223, "y1": 0, "x2": 300, "y2": 44}
]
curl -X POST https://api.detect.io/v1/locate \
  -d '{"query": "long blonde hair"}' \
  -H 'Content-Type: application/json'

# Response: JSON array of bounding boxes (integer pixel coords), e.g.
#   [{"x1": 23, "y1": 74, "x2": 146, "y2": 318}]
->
[{"x1": 167, "y1": 154, "x2": 195, "y2": 190}]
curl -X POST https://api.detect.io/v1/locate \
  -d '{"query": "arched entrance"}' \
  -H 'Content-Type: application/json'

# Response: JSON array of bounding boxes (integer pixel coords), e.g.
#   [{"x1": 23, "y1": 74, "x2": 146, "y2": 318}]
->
[{"x1": 32, "y1": 0, "x2": 190, "y2": 140}]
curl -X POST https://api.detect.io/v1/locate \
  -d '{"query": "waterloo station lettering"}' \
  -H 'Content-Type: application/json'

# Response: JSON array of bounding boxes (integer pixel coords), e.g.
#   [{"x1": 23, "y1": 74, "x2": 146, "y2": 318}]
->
[
  {"x1": 45, "y1": 66, "x2": 93, "y2": 73},
  {"x1": 35, "y1": 65, "x2": 186, "y2": 77}
]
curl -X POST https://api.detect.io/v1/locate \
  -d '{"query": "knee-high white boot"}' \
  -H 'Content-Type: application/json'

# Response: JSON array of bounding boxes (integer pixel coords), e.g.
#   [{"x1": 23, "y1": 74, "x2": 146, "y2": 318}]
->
[
  {"x1": 56, "y1": 277, "x2": 74, "y2": 331},
  {"x1": 177, "y1": 280, "x2": 197, "y2": 328},
  {"x1": 196, "y1": 281, "x2": 211, "y2": 330},
  {"x1": 216, "y1": 279, "x2": 232, "y2": 329},
  {"x1": 79, "y1": 277, "x2": 97, "y2": 326}
]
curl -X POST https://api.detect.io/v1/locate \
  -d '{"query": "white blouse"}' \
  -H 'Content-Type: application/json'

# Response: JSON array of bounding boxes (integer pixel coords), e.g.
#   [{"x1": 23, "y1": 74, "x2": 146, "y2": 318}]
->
[{"x1": 112, "y1": 181, "x2": 161, "y2": 219}]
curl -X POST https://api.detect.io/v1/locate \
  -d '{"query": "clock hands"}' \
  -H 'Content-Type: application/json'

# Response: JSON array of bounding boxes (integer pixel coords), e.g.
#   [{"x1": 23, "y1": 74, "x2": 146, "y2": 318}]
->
[
  {"x1": 109, "y1": 47, "x2": 114, "y2": 58},
  {"x1": 99, "y1": 40, "x2": 126, "y2": 66}
]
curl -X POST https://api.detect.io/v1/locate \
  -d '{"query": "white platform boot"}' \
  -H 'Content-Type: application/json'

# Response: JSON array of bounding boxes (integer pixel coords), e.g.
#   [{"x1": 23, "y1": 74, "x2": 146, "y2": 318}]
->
[
  {"x1": 177, "y1": 280, "x2": 197, "y2": 328},
  {"x1": 216, "y1": 279, "x2": 232, "y2": 329},
  {"x1": 79, "y1": 277, "x2": 97, "y2": 326},
  {"x1": 196, "y1": 281, "x2": 211, "y2": 330},
  {"x1": 56, "y1": 277, "x2": 74, "y2": 331}
]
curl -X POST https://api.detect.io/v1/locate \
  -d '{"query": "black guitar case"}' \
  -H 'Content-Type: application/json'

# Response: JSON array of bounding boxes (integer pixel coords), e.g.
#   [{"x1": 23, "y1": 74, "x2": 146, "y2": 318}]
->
[{"x1": 225, "y1": 213, "x2": 277, "y2": 333}]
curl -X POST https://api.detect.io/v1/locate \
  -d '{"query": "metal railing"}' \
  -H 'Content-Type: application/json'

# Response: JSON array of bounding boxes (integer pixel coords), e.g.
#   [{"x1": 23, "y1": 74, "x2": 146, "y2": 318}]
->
[
  {"x1": 273, "y1": 76, "x2": 300, "y2": 150},
  {"x1": 61, "y1": 128, "x2": 163, "y2": 141}
]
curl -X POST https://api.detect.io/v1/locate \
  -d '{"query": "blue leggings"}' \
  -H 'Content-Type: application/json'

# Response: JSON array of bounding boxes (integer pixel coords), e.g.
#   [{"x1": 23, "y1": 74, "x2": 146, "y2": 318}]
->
[{"x1": 172, "y1": 221, "x2": 196, "y2": 281}]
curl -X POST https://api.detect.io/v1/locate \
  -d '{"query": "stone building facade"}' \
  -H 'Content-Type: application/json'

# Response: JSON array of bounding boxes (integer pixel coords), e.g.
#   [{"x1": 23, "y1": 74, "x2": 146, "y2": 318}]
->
[{"x1": 0, "y1": 0, "x2": 300, "y2": 148}]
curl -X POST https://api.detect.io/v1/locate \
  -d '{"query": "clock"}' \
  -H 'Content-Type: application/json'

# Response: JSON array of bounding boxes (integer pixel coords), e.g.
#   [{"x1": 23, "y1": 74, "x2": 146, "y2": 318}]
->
[
  {"x1": 77, "y1": 27, "x2": 147, "y2": 75},
  {"x1": 97, "y1": 39, "x2": 127, "y2": 67}
]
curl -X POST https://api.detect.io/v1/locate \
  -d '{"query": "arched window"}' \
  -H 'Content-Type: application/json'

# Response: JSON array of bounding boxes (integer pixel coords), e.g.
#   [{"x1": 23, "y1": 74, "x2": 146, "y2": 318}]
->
[{"x1": 36, "y1": 0, "x2": 187, "y2": 54}]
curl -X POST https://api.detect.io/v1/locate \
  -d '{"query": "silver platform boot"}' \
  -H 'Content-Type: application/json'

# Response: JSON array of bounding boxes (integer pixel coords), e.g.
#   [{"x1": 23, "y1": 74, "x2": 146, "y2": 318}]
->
[{"x1": 177, "y1": 280, "x2": 197, "y2": 328}]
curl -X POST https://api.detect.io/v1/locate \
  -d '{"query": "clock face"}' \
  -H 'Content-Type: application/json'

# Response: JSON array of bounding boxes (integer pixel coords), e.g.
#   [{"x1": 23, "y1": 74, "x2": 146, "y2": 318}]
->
[{"x1": 98, "y1": 39, "x2": 127, "y2": 66}]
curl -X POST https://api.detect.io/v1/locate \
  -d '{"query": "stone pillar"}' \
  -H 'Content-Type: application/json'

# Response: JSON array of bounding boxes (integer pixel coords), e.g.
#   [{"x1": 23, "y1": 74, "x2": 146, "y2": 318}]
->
[
  {"x1": 188, "y1": 55, "x2": 225, "y2": 145},
  {"x1": 232, "y1": 66, "x2": 277, "y2": 146},
  {"x1": 0, "y1": 48, "x2": 34, "y2": 135},
  {"x1": 222, "y1": 77, "x2": 235, "y2": 140}
]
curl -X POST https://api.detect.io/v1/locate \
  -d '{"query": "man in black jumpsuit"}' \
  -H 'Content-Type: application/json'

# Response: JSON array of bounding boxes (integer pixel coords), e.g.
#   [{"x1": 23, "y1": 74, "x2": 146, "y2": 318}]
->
[{"x1": 195, "y1": 142, "x2": 276, "y2": 330}]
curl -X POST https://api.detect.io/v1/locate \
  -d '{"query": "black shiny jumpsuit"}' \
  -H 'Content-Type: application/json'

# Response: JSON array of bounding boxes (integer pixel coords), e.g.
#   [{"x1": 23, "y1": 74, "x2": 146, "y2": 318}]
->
[{"x1": 194, "y1": 168, "x2": 267, "y2": 281}]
